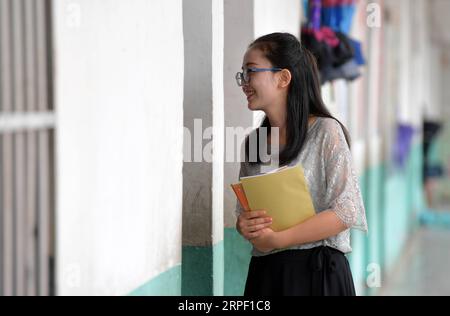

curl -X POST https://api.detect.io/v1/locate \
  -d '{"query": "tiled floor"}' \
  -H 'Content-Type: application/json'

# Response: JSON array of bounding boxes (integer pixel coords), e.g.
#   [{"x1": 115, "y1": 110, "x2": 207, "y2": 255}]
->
[{"x1": 379, "y1": 227, "x2": 450, "y2": 296}]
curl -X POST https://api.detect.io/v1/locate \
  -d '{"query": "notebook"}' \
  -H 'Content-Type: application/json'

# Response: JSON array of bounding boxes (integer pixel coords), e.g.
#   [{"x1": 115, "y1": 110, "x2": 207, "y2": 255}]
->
[{"x1": 231, "y1": 165, "x2": 315, "y2": 232}]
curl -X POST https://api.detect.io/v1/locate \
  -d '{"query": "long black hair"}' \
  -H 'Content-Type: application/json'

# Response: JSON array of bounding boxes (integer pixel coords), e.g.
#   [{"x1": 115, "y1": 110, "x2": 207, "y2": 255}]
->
[{"x1": 245, "y1": 32, "x2": 351, "y2": 166}]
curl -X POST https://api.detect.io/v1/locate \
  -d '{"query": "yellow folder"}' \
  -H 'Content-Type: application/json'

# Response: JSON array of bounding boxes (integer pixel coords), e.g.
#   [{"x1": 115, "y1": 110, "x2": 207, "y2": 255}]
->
[{"x1": 238, "y1": 165, "x2": 315, "y2": 232}]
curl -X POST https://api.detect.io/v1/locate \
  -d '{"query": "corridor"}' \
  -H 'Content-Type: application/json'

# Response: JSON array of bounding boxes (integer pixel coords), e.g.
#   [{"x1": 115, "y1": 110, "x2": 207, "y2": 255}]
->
[
  {"x1": 381, "y1": 227, "x2": 450, "y2": 296},
  {"x1": 1, "y1": 0, "x2": 450, "y2": 296}
]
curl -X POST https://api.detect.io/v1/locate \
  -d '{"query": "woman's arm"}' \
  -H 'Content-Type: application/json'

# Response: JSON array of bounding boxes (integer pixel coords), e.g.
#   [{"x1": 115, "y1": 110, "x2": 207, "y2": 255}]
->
[
  {"x1": 250, "y1": 209, "x2": 348, "y2": 252},
  {"x1": 275, "y1": 210, "x2": 348, "y2": 249}
]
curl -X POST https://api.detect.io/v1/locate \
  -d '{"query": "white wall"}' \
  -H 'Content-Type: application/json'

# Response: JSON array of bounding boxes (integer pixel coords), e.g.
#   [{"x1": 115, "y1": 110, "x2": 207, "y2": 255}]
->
[
  {"x1": 53, "y1": 0, "x2": 184, "y2": 295},
  {"x1": 254, "y1": 0, "x2": 301, "y2": 39},
  {"x1": 253, "y1": 0, "x2": 302, "y2": 128}
]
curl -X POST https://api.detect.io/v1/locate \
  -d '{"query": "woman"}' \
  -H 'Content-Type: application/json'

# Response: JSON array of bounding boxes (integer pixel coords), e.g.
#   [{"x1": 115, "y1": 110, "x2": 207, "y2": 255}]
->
[{"x1": 235, "y1": 33, "x2": 368, "y2": 296}]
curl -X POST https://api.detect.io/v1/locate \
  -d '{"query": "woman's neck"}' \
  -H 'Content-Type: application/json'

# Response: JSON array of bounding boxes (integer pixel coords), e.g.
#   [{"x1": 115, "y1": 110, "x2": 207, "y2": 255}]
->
[
  {"x1": 265, "y1": 108, "x2": 287, "y2": 144},
  {"x1": 266, "y1": 113, "x2": 316, "y2": 146},
  {"x1": 266, "y1": 109, "x2": 286, "y2": 129}
]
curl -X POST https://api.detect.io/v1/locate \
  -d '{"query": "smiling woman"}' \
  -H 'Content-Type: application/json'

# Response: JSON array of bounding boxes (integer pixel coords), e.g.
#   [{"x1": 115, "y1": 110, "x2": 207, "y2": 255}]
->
[{"x1": 234, "y1": 32, "x2": 368, "y2": 296}]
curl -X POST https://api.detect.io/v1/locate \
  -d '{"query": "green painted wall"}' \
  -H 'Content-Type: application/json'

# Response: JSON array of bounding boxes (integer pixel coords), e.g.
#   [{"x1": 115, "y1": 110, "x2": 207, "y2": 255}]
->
[
  {"x1": 213, "y1": 242, "x2": 225, "y2": 296},
  {"x1": 382, "y1": 144, "x2": 424, "y2": 272},
  {"x1": 129, "y1": 265, "x2": 182, "y2": 296},
  {"x1": 224, "y1": 228, "x2": 252, "y2": 296},
  {"x1": 129, "y1": 242, "x2": 224, "y2": 296},
  {"x1": 182, "y1": 242, "x2": 224, "y2": 296},
  {"x1": 349, "y1": 143, "x2": 425, "y2": 295}
]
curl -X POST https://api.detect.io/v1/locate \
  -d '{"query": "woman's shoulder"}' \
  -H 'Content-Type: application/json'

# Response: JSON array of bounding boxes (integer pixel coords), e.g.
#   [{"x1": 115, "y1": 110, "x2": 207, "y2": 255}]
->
[
  {"x1": 313, "y1": 117, "x2": 345, "y2": 137},
  {"x1": 312, "y1": 117, "x2": 350, "y2": 153}
]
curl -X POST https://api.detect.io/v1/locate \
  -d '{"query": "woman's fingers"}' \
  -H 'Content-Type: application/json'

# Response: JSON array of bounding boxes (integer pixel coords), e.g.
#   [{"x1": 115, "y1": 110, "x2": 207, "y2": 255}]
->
[
  {"x1": 246, "y1": 232, "x2": 259, "y2": 239},
  {"x1": 246, "y1": 231, "x2": 263, "y2": 240},
  {"x1": 239, "y1": 216, "x2": 272, "y2": 232},
  {"x1": 237, "y1": 210, "x2": 272, "y2": 239},
  {"x1": 243, "y1": 210, "x2": 267, "y2": 219},
  {"x1": 248, "y1": 217, "x2": 272, "y2": 227},
  {"x1": 243, "y1": 222, "x2": 272, "y2": 240},
  {"x1": 247, "y1": 222, "x2": 273, "y2": 233},
  {"x1": 246, "y1": 227, "x2": 271, "y2": 240}
]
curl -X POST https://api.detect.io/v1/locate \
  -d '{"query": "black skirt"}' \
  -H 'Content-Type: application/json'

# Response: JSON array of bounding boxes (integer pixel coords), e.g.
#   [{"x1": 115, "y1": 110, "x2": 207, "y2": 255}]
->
[{"x1": 244, "y1": 246, "x2": 356, "y2": 296}]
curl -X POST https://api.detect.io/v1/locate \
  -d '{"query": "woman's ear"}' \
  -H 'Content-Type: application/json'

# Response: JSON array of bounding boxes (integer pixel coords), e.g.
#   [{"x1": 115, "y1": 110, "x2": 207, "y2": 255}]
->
[{"x1": 278, "y1": 69, "x2": 292, "y2": 88}]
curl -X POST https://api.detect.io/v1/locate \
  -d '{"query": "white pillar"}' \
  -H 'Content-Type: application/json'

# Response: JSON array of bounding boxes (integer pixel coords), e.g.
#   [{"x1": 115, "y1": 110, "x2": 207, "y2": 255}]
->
[{"x1": 54, "y1": 0, "x2": 184, "y2": 295}]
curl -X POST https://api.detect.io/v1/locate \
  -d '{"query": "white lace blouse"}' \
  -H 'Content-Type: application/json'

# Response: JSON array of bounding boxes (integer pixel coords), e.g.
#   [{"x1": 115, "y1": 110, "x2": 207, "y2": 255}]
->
[{"x1": 236, "y1": 117, "x2": 368, "y2": 256}]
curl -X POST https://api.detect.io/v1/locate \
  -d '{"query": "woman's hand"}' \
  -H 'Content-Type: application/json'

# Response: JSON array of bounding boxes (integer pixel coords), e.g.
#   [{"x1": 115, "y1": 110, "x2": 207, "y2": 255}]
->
[
  {"x1": 236, "y1": 210, "x2": 273, "y2": 241},
  {"x1": 250, "y1": 228, "x2": 279, "y2": 253}
]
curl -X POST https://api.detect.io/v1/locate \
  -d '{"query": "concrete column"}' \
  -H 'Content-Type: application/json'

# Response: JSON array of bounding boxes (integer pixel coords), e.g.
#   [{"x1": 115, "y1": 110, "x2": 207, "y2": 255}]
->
[
  {"x1": 223, "y1": 0, "x2": 301, "y2": 296},
  {"x1": 223, "y1": 0, "x2": 255, "y2": 296},
  {"x1": 182, "y1": 0, "x2": 224, "y2": 296}
]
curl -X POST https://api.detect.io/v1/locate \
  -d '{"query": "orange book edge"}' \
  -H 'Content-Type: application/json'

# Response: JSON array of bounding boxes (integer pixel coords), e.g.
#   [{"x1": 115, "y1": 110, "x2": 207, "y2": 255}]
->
[{"x1": 230, "y1": 183, "x2": 250, "y2": 212}]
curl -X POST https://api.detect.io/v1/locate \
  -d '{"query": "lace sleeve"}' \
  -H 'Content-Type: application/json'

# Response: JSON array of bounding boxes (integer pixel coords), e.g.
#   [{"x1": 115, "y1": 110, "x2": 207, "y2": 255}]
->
[{"x1": 322, "y1": 120, "x2": 368, "y2": 232}]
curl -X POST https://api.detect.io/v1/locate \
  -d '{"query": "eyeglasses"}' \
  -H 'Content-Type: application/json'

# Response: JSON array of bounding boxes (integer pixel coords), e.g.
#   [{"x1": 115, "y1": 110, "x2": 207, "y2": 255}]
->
[{"x1": 235, "y1": 67, "x2": 282, "y2": 87}]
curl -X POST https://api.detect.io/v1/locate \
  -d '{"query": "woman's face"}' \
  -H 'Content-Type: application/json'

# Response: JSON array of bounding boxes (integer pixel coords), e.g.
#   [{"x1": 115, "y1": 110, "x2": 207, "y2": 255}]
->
[{"x1": 241, "y1": 48, "x2": 281, "y2": 112}]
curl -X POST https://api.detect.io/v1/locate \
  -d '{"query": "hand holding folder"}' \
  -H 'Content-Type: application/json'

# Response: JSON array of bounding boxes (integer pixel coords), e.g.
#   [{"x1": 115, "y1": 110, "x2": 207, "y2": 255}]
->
[{"x1": 231, "y1": 165, "x2": 315, "y2": 232}]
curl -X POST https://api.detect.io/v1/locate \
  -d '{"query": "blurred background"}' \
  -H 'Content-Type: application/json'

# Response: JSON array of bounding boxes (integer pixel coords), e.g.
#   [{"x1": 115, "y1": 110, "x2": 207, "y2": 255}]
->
[{"x1": 0, "y1": 0, "x2": 449, "y2": 296}]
